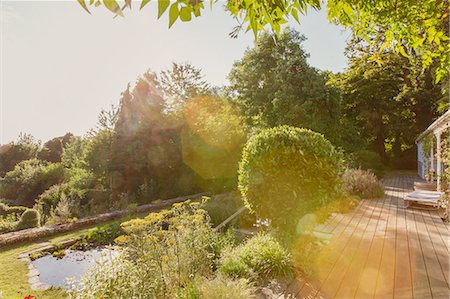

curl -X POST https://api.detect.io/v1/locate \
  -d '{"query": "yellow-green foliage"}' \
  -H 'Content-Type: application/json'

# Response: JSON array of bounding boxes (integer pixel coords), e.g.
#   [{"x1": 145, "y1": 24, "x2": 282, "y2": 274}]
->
[{"x1": 70, "y1": 200, "x2": 229, "y2": 298}]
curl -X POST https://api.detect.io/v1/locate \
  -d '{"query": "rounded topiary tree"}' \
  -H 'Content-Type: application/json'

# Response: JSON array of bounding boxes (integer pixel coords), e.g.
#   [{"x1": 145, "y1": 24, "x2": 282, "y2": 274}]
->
[
  {"x1": 16, "y1": 208, "x2": 40, "y2": 230},
  {"x1": 238, "y1": 126, "x2": 343, "y2": 230}
]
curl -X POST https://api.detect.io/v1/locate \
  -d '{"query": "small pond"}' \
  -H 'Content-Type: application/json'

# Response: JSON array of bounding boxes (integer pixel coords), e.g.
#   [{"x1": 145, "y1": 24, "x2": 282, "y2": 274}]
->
[{"x1": 31, "y1": 247, "x2": 118, "y2": 289}]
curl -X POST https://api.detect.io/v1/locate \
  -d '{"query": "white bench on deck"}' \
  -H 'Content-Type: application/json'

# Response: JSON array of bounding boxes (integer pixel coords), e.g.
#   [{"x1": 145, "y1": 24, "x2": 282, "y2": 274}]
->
[{"x1": 404, "y1": 190, "x2": 444, "y2": 208}]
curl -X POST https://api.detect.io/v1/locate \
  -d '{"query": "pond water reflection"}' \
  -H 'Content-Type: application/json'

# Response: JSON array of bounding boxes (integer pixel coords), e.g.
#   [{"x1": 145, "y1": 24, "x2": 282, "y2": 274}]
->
[{"x1": 31, "y1": 248, "x2": 117, "y2": 289}]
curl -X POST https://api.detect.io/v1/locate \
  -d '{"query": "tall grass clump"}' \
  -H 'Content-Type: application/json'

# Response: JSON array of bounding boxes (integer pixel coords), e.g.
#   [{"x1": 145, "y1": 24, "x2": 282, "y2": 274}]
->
[
  {"x1": 342, "y1": 168, "x2": 385, "y2": 199},
  {"x1": 219, "y1": 232, "x2": 293, "y2": 281}
]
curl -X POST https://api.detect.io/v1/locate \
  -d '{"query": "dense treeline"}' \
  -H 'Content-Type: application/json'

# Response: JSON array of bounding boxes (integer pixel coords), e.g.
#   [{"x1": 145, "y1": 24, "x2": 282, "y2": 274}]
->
[{"x1": 0, "y1": 28, "x2": 446, "y2": 229}]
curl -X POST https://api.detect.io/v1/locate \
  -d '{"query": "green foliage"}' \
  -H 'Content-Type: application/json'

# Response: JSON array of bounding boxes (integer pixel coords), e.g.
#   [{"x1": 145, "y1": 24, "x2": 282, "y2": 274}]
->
[
  {"x1": 342, "y1": 169, "x2": 385, "y2": 199},
  {"x1": 78, "y1": 0, "x2": 448, "y2": 79},
  {"x1": 83, "y1": 222, "x2": 122, "y2": 245},
  {"x1": 228, "y1": 29, "x2": 342, "y2": 146},
  {"x1": 329, "y1": 44, "x2": 444, "y2": 165},
  {"x1": 292, "y1": 234, "x2": 325, "y2": 277},
  {"x1": 181, "y1": 96, "x2": 247, "y2": 192},
  {"x1": 177, "y1": 275, "x2": 256, "y2": 299},
  {"x1": 239, "y1": 125, "x2": 344, "y2": 230},
  {"x1": 349, "y1": 150, "x2": 385, "y2": 177},
  {"x1": 0, "y1": 203, "x2": 27, "y2": 216},
  {"x1": 0, "y1": 213, "x2": 19, "y2": 234},
  {"x1": 35, "y1": 168, "x2": 97, "y2": 223},
  {"x1": 158, "y1": 62, "x2": 211, "y2": 113},
  {"x1": 37, "y1": 133, "x2": 73, "y2": 163},
  {"x1": 327, "y1": 0, "x2": 449, "y2": 82},
  {"x1": 61, "y1": 136, "x2": 89, "y2": 169},
  {"x1": 16, "y1": 208, "x2": 40, "y2": 230},
  {"x1": 219, "y1": 232, "x2": 293, "y2": 281},
  {"x1": 0, "y1": 133, "x2": 40, "y2": 177},
  {"x1": 0, "y1": 159, "x2": 65, "y2": 207},
  {"x1": 69, "y1": 200, "x2": 226, "y2": 298}
]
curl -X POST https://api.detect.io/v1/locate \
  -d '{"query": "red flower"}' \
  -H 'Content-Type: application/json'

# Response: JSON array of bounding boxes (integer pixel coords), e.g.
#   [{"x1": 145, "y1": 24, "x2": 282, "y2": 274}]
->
[{"x1": 24, "y1": 295, "x2": 35, "y2": 299}]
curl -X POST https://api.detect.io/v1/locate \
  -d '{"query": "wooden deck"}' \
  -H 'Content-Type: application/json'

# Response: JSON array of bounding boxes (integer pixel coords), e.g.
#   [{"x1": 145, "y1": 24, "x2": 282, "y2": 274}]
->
[{"x1": 289, "y1": 174, "x2": 450, "y2": 299}]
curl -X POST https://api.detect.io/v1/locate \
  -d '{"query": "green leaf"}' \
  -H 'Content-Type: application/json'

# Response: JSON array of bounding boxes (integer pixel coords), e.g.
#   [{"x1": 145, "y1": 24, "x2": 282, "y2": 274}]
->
[
  {"x1": 158, "y1": 0, "x2": 170, "y2": 19},
  {"x1": 398, "y1": 46, "x2": 408, "y2": 57},
  {"x1": 103, "y1": 0, "x2": 124, "y2": 16},
  {"x1": 180, "y1": 7, "x2": 192, "y2": 22},
  {"x1": 77, "y1": 0, "x2": 91, "y2": 14},
  {"x1": 291, "y1": 8, "x2": 299, "y2": 23},
  {"x1": 169, "y1": 3, "x2": 179, "y2": 28},
  {"x1": 140, "y1": 0, "x2": 151, "y2": 10}
]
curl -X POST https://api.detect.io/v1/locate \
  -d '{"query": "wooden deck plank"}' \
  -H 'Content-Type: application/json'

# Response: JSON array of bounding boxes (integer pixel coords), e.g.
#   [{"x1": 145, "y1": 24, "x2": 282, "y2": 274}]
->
[
  {"x1": 289, "y1": 174, "x2": 450, "y2": 299},
  {"x1": 393, "y1": 175, "x2": 413, "y2": 299},
  {"x1": 313, "y1": 199, "x2": 379, "y2": 298},
  {"x1": 297, "y1": 199, "x2": 369, "y2": 298},
  {"x1": 354, "y1": 176, "x2": 397, "y2": 299},
  {"x1": 412, "y1": 207, "x2": 450, "y2": 298},
  {"x1": 405, "y1": 197, "x2": 433, "y2": 299},
  {"x1": 373, "y1": 176, "x2": 400, "y2": 299},
  {"x1": 333, "y1": 197, "x2": 386, "y2": 299}
]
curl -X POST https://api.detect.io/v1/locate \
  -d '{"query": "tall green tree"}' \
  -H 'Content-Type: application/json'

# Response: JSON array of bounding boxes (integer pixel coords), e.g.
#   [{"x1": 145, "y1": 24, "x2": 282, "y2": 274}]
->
[
  {"x1": 329, "y1": 40, "x2": 444, "y2": 165},
  {"x1": 157, "y1": 62, "x2": 211, "y2": 113},
  {"x1": 0, "y1": 133, "x2": 40, "y2": 177},
  {"x1": 229, "y1": 29, "x2": 342, "y2": 145}
]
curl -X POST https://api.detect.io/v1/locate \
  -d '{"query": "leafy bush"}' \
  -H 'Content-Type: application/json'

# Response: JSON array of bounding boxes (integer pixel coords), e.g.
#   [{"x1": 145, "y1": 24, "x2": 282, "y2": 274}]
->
[
  {"x1": 35, "y1": 168, "x2": 98, "y2": 223},
  {"x1": 0, "y1": 159, "x2": 65, "y2": 207},
  {"x1": 69, "y1": 200, "x2": 225, "y2": 298},
  {"x1": 16, "y1": 208, "x2": 40, "y2": 230},
  {"x1": 238, "y1": 126, "x2": 344, "y2": 230},
  {"x1": 349, "y1": 150, "x2": 384, "y2": 177},
  {"x1": 0, "y1": 203, "x2": 27, "y2": 216},
  {"x1": 342, "y1": 169, "x2": 385, "y2": 199},
  {"x1": 84, "y1": 222, "x2": 122, "y2": 245},
  {"x1": 177, "y1": 275, "x2": 256, "y2": 299},
  {"x1": 219, "y1": 233, "x2": 292, "y2": 281},
  {"x1": 0, "y1": 214, "x2": 19, "y2": 234}
]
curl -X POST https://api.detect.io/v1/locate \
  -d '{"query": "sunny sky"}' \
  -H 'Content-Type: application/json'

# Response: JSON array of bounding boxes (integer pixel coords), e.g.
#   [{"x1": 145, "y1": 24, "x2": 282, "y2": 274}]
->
[{"x1": 1, "y1": 0, "x2": 350, "y2": 144}]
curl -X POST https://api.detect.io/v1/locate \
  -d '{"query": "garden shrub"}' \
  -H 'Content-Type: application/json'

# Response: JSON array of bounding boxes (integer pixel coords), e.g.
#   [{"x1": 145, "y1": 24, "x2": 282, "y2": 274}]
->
[
  {"x1": 342, "y1": 169, "x2": 385, "y2": 199},
  {"x1": 84, "y1": 222, "x2": 122, "y2": 245},
  {"x1": 0, "y1": 214, "x2": 18, "y2": 234},
  {"x1": 16, "y1": 208, "x2": 40, "y2": 230},
  {"x1": 0, "y1": 203, "x2": 27, "y2": 216},
  {"x1": 0, "y1": 159, "x2": 65, "y2": 207},
  {"x1": 219, "y1": 232, "x2": 293, "y2": 281},
  {"x1": 238, "y1": 126, "x2": 344, "y2": 230}
]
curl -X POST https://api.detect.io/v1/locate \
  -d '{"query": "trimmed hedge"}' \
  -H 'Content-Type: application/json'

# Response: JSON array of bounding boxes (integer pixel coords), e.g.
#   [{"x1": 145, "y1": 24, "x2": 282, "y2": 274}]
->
[
  {"x1": 238, "y1": 126, "x2": 344, "y2": 229},
  {"x1": 16, "y1": 209, "x2": 40, "y2": 230}
]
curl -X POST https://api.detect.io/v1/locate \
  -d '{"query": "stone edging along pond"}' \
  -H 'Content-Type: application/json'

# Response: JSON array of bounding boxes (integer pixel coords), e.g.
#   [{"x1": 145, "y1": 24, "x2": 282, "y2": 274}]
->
[{"x1": 0, "y1": 192, "x2": 208, "y2": 248}]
